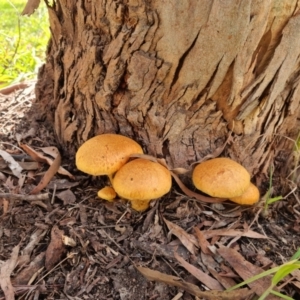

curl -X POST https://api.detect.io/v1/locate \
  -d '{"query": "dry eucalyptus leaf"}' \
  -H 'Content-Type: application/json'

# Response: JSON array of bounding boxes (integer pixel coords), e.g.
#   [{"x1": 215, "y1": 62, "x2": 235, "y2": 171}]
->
[
  {"x1": 136, "y1": 266, "x2": 253, "y2": 300},
  {"x1": 0, "y1": 245, "x2": 19, "y2": 300},
  {"x1": 20, "y1": 143, "x2": 75, "y2": 180},
  {"x1": 163, "y1": 218, "x2": 197, "y2": 255},
  {"x1": 194, "y1": 226, "x2": 211, "y2": 255},
  {"x1": 0, "y1": 150, "x2": 23, "y2": 178},
  {"x1": 217, "y1": 245, "x2": 276, "y2": 298},
  {"x1": 47, "y1": 179, "x2": 79, "y2": 190},
  {"x1": 18, "y1": 161, "x2": 39, "y2": 170},
  {"x1": 174, "y1": 251, "x2": 223, "y2": 291},
  {"x1": 203, "y1": 229, "x2": 268, "y2": 240},
  {"x1": 38, "y1": 146, "x2": 59, "y2": 157},
  {"x1": 30, "y1": 152, "x2": 61, "y2": 194},
  {"x1": 56, "y1": 190, "x2": 76, "y2": 205}
]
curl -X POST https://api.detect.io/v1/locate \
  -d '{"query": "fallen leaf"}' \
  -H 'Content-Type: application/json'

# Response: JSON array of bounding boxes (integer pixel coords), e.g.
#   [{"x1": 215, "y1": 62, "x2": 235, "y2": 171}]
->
[
  {"x1": 136, "y1": 266, "x2": 253, "y2": 300},
  {"x1": 174, "y1": 251, "x2": 224, "y2": 290},
  {"x1": 203, "y1": 229, "x2": 268, "y2": 240},
  {"x1": 30, "y1": 152, "x2": 61, "y2": 194},
  {"x1": 13, "y1": 252, "x2": 45, "y2": 285},
  {"x1": 18, "y1": 229, "x2": 46, "y2": 266},
  {"x1": 200, "y1": 251, "x2": 237, "y2": 289},
  {"x1": 22, "y1": 0, "x2": 41, "y2": 16},
  {"x1": 131, "y1": 240, "x2": 189, "y2": 260},
  {"x1": 19, "y1": 143, "x2": 75, "y2": 179},
  {"x1": 194, "y1": 226, "x2": 211, "y2": 255},
  {"x1": 56, "y1": 189, "x2": 76, "y2": 205},
  {"x1": 38, "y1": 147, "x2": 60, "y2": 157},
  {"x1": 18, "y1": 161, "x2": 39, "y2": 170},
  {"x1": 163, "y1": 218, "x2": 197, "y2": 255},
  {"x1": 0, "y1": 245, "x2": 19, "y2": 300},
  {"x1": 0, "y1": 150, "x2": 23, "y2": 178},
  {"x1": 218, "y1": 245, "x2": 278, "y2": 298},
  {"x1": 45, "y1": 226, "x2": 66, "y2": 271},
  {"x1": 47, "y1": 179, "x2": 79, "y2": 190}
]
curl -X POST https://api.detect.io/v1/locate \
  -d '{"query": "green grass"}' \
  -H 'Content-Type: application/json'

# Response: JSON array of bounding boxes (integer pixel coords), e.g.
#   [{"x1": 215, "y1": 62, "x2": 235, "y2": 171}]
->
[
  {"x1": 227, "y1": 248, "x2": 300, "y2": 299},
  {"x1": 0, "y1": 0, "x2": 49, "y2": 87}
]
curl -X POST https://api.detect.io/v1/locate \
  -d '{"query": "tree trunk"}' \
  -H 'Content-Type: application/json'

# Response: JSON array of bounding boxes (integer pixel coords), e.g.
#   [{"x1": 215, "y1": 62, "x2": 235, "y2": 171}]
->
[{"x1": 35, "y1": 0, "x2": 300, "y2": 175}]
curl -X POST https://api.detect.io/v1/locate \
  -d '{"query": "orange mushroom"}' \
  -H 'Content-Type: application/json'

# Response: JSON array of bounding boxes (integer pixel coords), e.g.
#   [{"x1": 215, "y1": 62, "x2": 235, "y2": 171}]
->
[
  {"x1": 75, "y1": 133, "x2": 143, "y2": 182},
  {"x1": 230, "y1": 183, "x2": 260, "y2": 205},
  {"x1": 192, "y1": 157, "x2": 251, "y2": 200},
  {"x1": 112, "y1": 158, "x2": 172, "y2": 211},
  {"x1": 97, "y1": 186, "x2": 117, "y2": 202}
]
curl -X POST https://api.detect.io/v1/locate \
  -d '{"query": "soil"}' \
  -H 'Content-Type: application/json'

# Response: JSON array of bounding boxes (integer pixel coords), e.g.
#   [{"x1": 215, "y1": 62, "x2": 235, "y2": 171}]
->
[{"x1": 0, "y1": 82, "x2": 300, "y2": 300}]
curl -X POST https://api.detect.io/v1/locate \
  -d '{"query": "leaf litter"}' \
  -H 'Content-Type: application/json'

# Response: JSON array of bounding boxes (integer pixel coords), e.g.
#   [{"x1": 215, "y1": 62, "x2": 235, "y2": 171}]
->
[{"x1": 0, "y1": 82, "x2": 300, "y2": 299}]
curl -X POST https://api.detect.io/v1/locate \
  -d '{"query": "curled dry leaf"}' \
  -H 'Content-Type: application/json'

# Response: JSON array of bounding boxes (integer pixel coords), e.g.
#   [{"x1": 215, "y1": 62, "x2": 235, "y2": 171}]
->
[
  {"x1": 30, "y1": 152, "x2": 61, "y2": 194},
  {"x1": 19, "y1": 143, "x2": 75, "y2": 180},
  {"x1": 45, "y1": 226, "x2": 67, "y2": 271},
  {"x1": 0, "y1": 150, "x2": 23, "y2": 178},
  {"x1": 136, "y1": 266, "x2": 253, "y2": 300}
]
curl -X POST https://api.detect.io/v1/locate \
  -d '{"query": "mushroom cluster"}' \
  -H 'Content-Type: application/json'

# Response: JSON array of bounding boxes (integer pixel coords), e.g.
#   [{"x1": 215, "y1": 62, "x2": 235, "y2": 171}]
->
[
  {"x1": 75, "y1": 134, "x2": 260, "y2": 210},
  {"x1": 192, "y1": 157, "x2": 259, "y2": 205},
  {"x1": 75, "y1": 134, "x2": 172, "y2": 211}
]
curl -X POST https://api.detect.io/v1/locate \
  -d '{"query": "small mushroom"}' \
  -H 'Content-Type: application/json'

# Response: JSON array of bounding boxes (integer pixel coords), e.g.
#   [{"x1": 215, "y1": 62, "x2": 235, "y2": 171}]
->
[
  {"x1": 229, "y1": 183, "x2": 260, "y2": 205},
  {"x1": 192, "y1": 157, "x2": 251, "y2": 199},
  {"x1": 75, "y1": 133, "x2": 143, "y2": 182},
  {"x1": 112, "y1": 158, "x2": 172, "y2": 211},
  {"x1": 97, "y1": 186, "x2": 117, "y2": 202}
]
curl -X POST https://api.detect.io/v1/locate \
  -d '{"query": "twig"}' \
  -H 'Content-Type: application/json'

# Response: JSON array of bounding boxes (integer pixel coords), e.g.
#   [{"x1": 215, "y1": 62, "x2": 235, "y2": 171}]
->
[{"x1": 0, "y1": 193, "x2": 49, "y2": 201}]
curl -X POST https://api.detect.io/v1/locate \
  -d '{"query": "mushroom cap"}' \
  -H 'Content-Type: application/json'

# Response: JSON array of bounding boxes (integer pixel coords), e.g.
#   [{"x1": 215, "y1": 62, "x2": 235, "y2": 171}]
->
[
  {"x1": 75, "y1": 134, "x2": 143, "y2": 176},
  {"x1": 97, "y1": 186, "x2": 117, "y2": 201},
  {"x1": 112, "y1": 158, "x2": 172, "y2": 203},
  {"x1": 230, "y1": 183, "x2": 260, "y2": 205},
  {"x1": 192, "y1": 157, "x2": 250, "y2": 198}
]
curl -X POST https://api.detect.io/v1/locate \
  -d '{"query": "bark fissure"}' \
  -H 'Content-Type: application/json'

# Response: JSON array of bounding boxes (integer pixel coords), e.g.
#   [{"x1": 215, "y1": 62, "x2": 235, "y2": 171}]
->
[{"x1": 34, "y1": 0, "x2": 300, "y2": 174}]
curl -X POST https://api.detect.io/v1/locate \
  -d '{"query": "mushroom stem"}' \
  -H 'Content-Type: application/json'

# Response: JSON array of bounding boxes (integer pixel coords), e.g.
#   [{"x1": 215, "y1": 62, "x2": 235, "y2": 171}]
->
[
  {"x1": 107, "y1": 174, "x2": 114, "y2": 184},
  {"x1": 130, "y1": 199, "x2": 151, "y2": 211}
]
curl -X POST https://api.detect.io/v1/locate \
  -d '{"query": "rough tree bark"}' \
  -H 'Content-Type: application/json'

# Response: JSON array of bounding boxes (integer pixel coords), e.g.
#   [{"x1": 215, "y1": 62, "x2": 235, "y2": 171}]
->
[{"x1": 34, "y1": 0, "x2": 300, "y2": 175}]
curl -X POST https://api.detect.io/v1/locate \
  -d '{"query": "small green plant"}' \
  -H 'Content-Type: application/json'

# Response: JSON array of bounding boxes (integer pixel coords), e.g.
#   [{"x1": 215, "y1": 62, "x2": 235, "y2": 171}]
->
[
  {"x1": 289, "y1": 131, "x2": 300, "y2": 183},
  {"x1": 227, "y1": 248, "x2": 300, "y2": 299},
  {"x1": 261, "y1": 165, "x2": 284, "y2": 217},
  {"x1": 0, "y1": 0, "x2": 49, "y2": 87}
]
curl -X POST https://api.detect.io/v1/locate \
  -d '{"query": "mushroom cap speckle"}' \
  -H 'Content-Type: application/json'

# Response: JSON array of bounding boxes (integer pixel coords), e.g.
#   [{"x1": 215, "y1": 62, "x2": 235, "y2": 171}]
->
[
  {"x1": 76, "y1": 134, "x2": 143, "y2": 176},
  {"x1": 192, "y1": 157, "x2": 250, "y2": 198},
  {"x1": 230, "y1": 183, "x2": 260, "y2": 205},
  {"x1": 112, "y1": 158, "x2": 172, "y2": 203}
]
